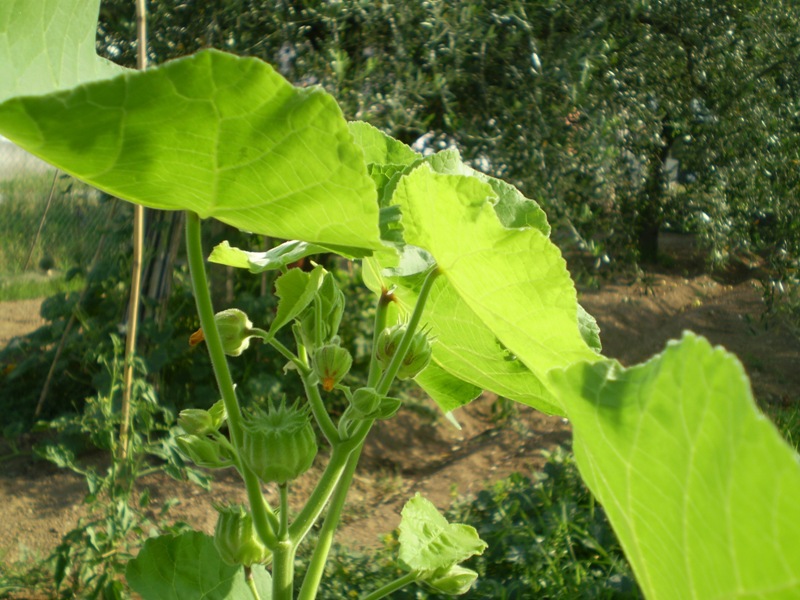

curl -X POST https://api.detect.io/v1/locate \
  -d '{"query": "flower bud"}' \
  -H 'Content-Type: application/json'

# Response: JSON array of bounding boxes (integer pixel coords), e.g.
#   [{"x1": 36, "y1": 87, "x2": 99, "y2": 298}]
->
[
  {"x1": 299, "y1": 272, "x2": 345, "y2": 348},
  {"x1": 176, "y1": 435, "x2": 234, "y2": 469},
  {"x1": 239, "y1": 400, "x2": 317, "y2": 484},
  {"x1": 214, "y1": 308, "x2": 256, "y2": 357},
  {"x1": 375, "y1": 324, "x2": 433, "y2": 380},
  {"x1": 312, "y1": 344, "x2": 353, "y2": 392},
  {"x1": 208, "y1": 399, "x2": 227, "y2": 429},
  {"x1": 213, "y1": 504, "x2": 272, "y2": 567},
  {"x1": 178, "y1": 408, "x2": 214, "y2": 436},
  {"x1": 422, "y1": 565, "x2": 479, "y2": 596},
  {"x1": 350, "y1": 387, "x2": 383, "y2": 416}
]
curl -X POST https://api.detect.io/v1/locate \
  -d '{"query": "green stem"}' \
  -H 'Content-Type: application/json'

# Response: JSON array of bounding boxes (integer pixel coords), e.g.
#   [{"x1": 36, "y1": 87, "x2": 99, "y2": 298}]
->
[
  {"x1": 185, "y1": 212, "x2": 279, "y2": 546},
  {"x1": 289, "y1": 444, "x2": 349, "y2": 544},
  {"x1": 376, "y1": 267, "x2": 440, "y2": 396},
  {"x1": 359, "y1": 572, "x2": 419, "y2": 600},
  {"x1": 279, "y1": 483, "x2": 290, "y2": 538},
  {"x1": 366, "y1": 288, "x2": 393, "y2": 388},
  {"x1": 296, "y1": 436, "x2": 368, "y2": 600},
  {"x1": 250, "y1": 328, "x2": 310, "y2": 374},
  {"x1": 273, "y1": 484, "x2": 294, "y2": 600},
  {"x1": 302, "y1": 371, "x2": 340, "y2": 445},
  {"x1": 245, "y1": 567, "x2": 262, "y2": 600}
]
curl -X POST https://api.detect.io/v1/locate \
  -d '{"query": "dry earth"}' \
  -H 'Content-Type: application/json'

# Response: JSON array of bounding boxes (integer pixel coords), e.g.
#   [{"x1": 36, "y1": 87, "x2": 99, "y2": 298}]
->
[{"x1": 1, "y1": 249, "x2": 798, "y2": 574}]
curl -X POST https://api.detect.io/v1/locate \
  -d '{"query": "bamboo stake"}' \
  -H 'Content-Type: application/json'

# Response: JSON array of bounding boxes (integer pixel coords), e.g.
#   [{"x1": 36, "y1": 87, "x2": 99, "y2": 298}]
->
[{"x1": 118, "y1": 0, "x2": 148, "y2": 460}]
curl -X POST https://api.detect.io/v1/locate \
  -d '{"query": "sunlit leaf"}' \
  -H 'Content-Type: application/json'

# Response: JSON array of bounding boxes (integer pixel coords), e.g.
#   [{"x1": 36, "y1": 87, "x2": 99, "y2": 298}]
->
[
  {"x1": 269, "y1": 266, "x2": 324, "y2": 339},
  {"x1": 398, "y1": 494, "x2": 487, "y2": 573},
  {"x1": 0, "y1": 1, "x2": 382, "y2": 251},
  {"x1": 209, "y1": 240, "x2": 327, "y2": 273},
  {"x1": 551, "y1": 333, "x2": 800, "y2": 600}
]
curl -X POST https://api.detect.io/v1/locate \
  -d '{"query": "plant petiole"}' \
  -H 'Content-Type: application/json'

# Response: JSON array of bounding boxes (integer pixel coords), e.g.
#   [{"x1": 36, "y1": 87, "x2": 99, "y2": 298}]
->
[
  {"x1": 358, "y1": 571, "x2": 419, "y2": 600},
  {"x1": 376, "y1": 266, "x2": 439, "y2": 395}
]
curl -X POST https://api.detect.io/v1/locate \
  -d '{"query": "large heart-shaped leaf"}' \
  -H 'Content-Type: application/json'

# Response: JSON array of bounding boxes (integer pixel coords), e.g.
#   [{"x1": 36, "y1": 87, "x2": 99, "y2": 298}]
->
[
  {"x1": 0, "y1": 0, "x2": 123, "y2": 100},
  {"x1": 551, "y1": 333, "x2": 800, "y2": 599},
  {"x1": 0, "y1": 3, "x2": 382, "y2": 252}
]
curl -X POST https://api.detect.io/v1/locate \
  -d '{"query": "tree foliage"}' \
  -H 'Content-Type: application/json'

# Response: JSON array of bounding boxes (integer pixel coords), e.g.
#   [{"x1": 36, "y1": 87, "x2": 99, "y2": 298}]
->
[{"x1": 97, "y1": 0, "x2": 800, "y2": 269}]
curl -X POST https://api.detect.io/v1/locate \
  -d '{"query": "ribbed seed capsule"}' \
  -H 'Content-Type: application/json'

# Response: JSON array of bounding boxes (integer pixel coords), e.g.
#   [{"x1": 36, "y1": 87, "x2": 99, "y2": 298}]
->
[
  {"x1": 213, "y1": 504, "x2": 272, "y2": 567},
  {"x1": 239, "y1": 400, "x2": 317, "y2": 484}
]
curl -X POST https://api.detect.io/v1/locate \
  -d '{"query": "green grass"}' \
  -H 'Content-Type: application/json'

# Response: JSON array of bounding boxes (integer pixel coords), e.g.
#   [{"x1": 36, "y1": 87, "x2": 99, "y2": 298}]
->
[
  {"x1": 764, "y1": 402, "x2": 800, "y2": 451},
  {"x1": 0, "y1": 172, "x2": 114, "y2": 279},
  {"x1": 0, "y1": 272, "x2": 85, "y2": 302}
]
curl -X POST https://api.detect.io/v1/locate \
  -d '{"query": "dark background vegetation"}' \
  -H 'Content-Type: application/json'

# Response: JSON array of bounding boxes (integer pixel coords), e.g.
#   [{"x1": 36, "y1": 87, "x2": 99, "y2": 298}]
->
[{"x1": 5, "y1": 0, "x2": 799, "y2": 429}]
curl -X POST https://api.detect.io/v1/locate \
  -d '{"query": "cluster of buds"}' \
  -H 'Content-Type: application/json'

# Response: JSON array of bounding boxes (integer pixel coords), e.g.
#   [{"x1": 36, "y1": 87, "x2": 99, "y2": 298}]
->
[
  {"x1": 239, "y1": 399, "x2": 318, "y2": 485},
  {"x1": 375, "y1": 323, "x2": 433, "y2": 380},
  {"x1": 176, "y1": 400, "x2": 234, "y2": 469}
]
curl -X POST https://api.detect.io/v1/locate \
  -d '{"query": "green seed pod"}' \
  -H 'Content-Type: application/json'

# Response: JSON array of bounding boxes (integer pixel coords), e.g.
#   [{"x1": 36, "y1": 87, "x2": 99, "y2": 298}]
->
[
  {"x1": 375, "y1": 324, "x2": 433, "y2": 380},
  {"x1": 215, "y1": 308, "x2": 255, "y2": 357},
  {"x1": 422, "y1": 565, "x2": 479, "y2": 596},
  {"x1": 178, "y1": 408, "x2": 215, "y2": 436},
  {"x1": 312, "y1": 344, "x2": 353, "y2": 392},
  {"x1": 213, "y1": 504, "x2": 272, "y2": 567},
  {"x1": 240, "y1": 400, "x2": 318, "y2": 484},
  {"x1": 350, "y1": 387, "x2": 383, "y2": 416},
  {"x1": 176, "y1": 435, "x2": 234, "y2": 469}
]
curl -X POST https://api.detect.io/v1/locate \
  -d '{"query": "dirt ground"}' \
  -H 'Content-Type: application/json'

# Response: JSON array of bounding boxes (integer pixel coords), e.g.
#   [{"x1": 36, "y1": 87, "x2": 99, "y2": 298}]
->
[{"x1": 1, "y1": 243, "x2": 798, "y2": 569}]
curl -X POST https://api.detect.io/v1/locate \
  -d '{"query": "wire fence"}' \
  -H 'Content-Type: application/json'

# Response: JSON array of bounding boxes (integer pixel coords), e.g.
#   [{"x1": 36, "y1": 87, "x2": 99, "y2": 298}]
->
[{"x1": 0, "y1": 139, "x2": 121, "y2": 286}]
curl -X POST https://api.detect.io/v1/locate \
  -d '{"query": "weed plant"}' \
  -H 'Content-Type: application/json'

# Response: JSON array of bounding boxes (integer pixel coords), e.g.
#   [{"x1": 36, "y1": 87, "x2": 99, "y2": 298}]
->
[
  {"x1": 23, "y1": 336, "x2": 202, "y2": 599},
  {"x1": 312, "y1": 448, "x2": 640, "y2": 600}
]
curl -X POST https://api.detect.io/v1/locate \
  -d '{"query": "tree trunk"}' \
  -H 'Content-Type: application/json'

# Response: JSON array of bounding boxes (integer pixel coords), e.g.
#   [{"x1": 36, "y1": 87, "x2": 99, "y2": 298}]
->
[{"x1": 635, "y1": 123, "x2": 673, "y2": 264}]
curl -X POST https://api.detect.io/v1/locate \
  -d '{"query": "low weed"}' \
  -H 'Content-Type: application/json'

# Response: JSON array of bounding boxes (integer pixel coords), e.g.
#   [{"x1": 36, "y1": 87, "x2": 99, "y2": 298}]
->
[{"x1": 313, "y1": 448, "x2": 641, "y2": 599}]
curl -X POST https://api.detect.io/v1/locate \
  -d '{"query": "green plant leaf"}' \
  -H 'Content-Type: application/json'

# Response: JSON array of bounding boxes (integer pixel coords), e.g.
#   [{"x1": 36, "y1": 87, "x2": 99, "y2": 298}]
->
[
  {"x1": 419, "y1": 149, "x2": 550, "y2": 235},
  {"x1": 209, "y1": 240, "x2": 327, "y2": 273},
  {"x1": 349, "y1": 121, "x2": 420, "y2": 166},
  {"x1": 368, "y1": 160, "x2": 599, "y2": 413},
  {"x1": 0, "y1": 0, "x2": 123, "y2": 100},
  {"x1": 551, "y1": 333, "x2": 800, "y2": 600},
  {"x1": 413, "y1": 361, "x2": 482, "y2": 414},
  {"x1": 398, "y1": 493, "x2": 487, "y2": 574},
  {"x1": 268, "y1": 266, "x2": 324, "y2": 339},
  {"x1": 0, "y1": 1, "x2": 382, "y2": 251},
  {"x1": 126, "y1": 531, "x2": 271, "y2": 600}
]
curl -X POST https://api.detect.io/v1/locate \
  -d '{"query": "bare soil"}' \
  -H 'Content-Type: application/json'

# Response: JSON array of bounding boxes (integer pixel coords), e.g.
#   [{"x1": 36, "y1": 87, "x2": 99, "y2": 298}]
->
[{"x1": 1, "y1": 246, "x2": 798, "y2": 569}]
